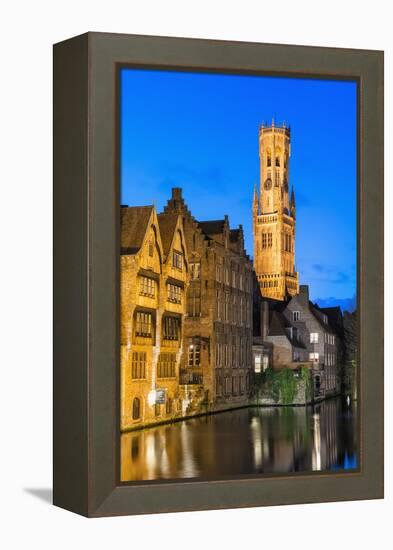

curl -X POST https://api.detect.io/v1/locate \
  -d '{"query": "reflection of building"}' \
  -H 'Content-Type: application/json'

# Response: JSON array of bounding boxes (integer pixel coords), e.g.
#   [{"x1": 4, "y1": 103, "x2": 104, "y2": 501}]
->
[
  {"x1": 120, "y1": 205, "x2": 189, "y2": 430},
  {"x1": 163, "y1": 188, "x2": 254, "y2": 410},
  {"x1": 253, "y1": 122, "x2": 299, "y2": 301}
]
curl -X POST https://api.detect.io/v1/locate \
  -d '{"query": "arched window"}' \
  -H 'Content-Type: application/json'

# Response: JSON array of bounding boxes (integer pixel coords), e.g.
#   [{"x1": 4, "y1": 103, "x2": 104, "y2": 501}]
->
[
  {"x1": 132, "y1": 397, "x2": 141, "y2": 420},
  {"x1": 267, "y1": 151, "x2": 272, "y2": 167}
]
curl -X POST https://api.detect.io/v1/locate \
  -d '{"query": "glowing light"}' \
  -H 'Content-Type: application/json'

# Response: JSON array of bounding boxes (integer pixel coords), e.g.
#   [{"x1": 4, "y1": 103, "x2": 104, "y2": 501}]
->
[{"x1": 147, "y1": 390, "x2": 157, "y2": 406}]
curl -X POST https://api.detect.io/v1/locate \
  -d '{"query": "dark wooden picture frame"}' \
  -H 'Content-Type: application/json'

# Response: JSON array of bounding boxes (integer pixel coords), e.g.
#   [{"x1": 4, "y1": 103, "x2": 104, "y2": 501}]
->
[{"x1": 53, "y1": 32, "x2": 383, "y2": 517}]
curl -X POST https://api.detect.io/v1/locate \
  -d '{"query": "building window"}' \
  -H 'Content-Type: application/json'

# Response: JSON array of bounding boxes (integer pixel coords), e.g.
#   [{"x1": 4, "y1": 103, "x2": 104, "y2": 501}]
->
[
  {"x1": 216, "y1": 289, "x2": 222, "y2": 320},
  {"x1": 262, "y1": 233, "x2": 273, "y2": 249},
  {"x1": 293, "y1": 350, "x2": 300, "y2": 362},
  {"x1": 224, "y1": 377, "x2": 231, "y2": 395},
  {"x1": 216, "y1": 259, "x2": 223, "y2": 282},
  {"x1": 310, "y1": 332, "x2": 319, "y2": 343},
  {"x1": 167, "y1": 283, "x2": 181, "y2": 303},
  {"x1": 158, "y1": 352, "x2": 176, "y2": 378},
  {"x1": 148, "y1": 241, "x2": 154, "y2": 257},
  {"x1": 293, "y1": 311, "x2": 300, "y2": 322},
  {"x1": 323, "y1": 314, "x2": 328, "y2": 324},
  {"x1": 162, "y1": 316, "x2": 180, "y2": 341},
  {"x1": 166, "y1": 398, "x2": 173, "y2": 415},
  {"x1": 224, "y1": 266, "x2": 230, "y2": 285},
  {"x1": 135, "y1": 311, "x2": 153, "y2": 337},
  {"x1": 309, "y1": 352, "x2": 319, "y2": 363},
  {"x1": 224, "y1": 344, "x2": 228, "y2": 367},
  {"x1": 275, "y1": 156, "x2": 280, "y2": 167},
  {"x1": 254, "y1": 353, "x2": 262, "y2": 373},
  {"x1": 216, "y1": 374, "x2": 222, "y2": 396},
  {"x1": 140, "y1": 276, "x2": 155, "y2": 297},
  {"x1": 173, "y1": 251, "x2": 183, "y2": 270},
  {"x1": 190, "y1": 262, "x2": 201, "y2": 280},
  {"x1": 131, "y1": 352, "x2": 146, "y2": 379},
  {"x1": 232, "y1": 295, "x2": 237, "y2": 324},
  {"x1": 224, "y1": 292, "x2": 230, "y2": 322},
  {"x1": 188, "y1": 342, "x2": 201, "y2": 367},
  {"x1": 187, "y1": 285, "x2": 201, "y2": 317},
  {"x1": 267, "y1": 152, "x2": 271, "y2": 167},
  {"x1": 215, "y1": 342, "x2": 222, "y2": 368},
  {"x1": 132, "y1": 397, "x2": 141, "y2": 420}
]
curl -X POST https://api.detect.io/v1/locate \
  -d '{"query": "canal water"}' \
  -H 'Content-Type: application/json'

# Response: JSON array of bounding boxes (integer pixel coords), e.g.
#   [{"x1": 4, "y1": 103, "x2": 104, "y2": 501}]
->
[{"x1": 120, "y1": 396, "x2": 358, "y2": 482}]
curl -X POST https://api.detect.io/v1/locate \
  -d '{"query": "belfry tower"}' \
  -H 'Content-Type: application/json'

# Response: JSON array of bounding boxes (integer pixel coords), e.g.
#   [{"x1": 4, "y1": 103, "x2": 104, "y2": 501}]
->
[{"x1": 253, "y1": 120, "x2": 299, "y2": 300}]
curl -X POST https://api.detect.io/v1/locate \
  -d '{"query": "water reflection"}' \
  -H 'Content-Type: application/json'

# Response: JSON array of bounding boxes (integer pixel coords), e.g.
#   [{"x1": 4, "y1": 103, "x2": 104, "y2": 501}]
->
[{"x1": 121, "y1": 397, "x2": 358, "y2": 482}]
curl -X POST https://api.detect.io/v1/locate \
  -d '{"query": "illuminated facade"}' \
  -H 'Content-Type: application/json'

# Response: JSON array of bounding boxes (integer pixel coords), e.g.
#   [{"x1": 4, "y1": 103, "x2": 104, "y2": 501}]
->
[
  {"x1": 253, "y1": 121, "x2": 299, "y2": 300},
  {"x1": 163, "y1": 188, "x2": 254, "y2": 411},
  {"x1": 120, "y1": 205, "x2": 189, "y2": 431}
]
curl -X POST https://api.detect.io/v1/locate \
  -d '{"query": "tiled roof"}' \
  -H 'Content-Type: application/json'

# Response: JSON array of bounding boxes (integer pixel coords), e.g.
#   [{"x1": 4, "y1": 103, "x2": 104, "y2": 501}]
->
[
  {"x1": 268, "y1": 310, "x2": 306, "y2": 348},
  {"x1": 157, "y1": 213, "x2": 180, "y2": 259},
  {"x1": 198, "y1": 219, "x2": 225, "y2": 236},
  {"x1": 268, "y1": 310, "x2": 289, "y2": 336},
  {"x1": 120, "y1": 205, "x2": 153, "y2": 255},
  {"x1": 309, "y1": 301, "x2": 334, "y2": 333},
  {"x1": 317, "y1": 305, "x2": 344, "y2": 337}
]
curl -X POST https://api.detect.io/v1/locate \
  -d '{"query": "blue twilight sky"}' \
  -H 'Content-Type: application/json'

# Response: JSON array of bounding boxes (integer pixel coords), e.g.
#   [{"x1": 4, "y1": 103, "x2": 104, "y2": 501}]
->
[{"x1": 120, "y1": 68, "x2": 357, "y2": 310}]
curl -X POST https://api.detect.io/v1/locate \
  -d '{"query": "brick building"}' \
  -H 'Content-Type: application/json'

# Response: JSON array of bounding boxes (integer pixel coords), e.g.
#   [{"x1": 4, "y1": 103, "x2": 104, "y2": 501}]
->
[
  {"x1": 263, "y1": 285, "x2": 342, "y2": 399},
  {"x1": 163, "y1": 188, "x2": 254, "y2": 411},
  {"x1": 120, "y1": 205, "x2": 189, "y2": 430}
]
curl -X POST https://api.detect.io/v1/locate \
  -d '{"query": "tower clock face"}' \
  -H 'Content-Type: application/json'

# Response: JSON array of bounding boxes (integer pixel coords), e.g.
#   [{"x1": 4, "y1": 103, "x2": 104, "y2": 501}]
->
[{"x1": 264, "y1": 178, "x2": 272, "y2": 191}]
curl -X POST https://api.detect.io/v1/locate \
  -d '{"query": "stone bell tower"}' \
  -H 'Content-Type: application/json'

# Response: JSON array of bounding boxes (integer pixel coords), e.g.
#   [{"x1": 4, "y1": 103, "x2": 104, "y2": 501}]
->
[{"x1": 253, "y1": 120, "x2": 299, "y2": 300}]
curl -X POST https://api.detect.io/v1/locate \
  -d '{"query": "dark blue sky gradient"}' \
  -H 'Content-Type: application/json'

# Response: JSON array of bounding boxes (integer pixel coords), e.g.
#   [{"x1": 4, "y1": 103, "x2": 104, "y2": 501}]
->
[{"x1": 120, "y1": 68, "x2": 357, "y2": 307}]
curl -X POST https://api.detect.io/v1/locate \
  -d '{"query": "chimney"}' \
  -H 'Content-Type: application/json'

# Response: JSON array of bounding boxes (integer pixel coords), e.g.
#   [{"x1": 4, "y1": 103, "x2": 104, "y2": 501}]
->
[
  {"x1": 299, "y1": 285, "x2": 309, "y2": 303},
  {"x1": 172, "y1": 187, "x2": 183, "y2": 201},
  {"x1": 260, "y1": 300, "x2": 269, "y2": 339}
]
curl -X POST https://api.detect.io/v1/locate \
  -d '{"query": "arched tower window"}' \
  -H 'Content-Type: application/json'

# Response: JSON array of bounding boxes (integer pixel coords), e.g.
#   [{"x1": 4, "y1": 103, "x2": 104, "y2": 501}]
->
[
  {"x1": 266, "y1": 150, "x2": 272, "y2": 167},
  {"x1": 132, "y1": 397, "x2": 141, "y2": 420},
  {"x1": 275, "y1": 156, "x2": 280, "y2": 167}
]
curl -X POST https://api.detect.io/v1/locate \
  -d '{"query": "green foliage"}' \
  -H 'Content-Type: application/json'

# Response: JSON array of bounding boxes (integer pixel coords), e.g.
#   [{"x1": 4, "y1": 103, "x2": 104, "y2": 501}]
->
[
  {"x1": 300, "y1": 366, "x2": 311, "y2": 401},
  {"x1": 277, "y1": 369, "x2": 297, "y2": 404},
  {"x1": 264, "y1": 367, "x2": 297, "y2": 404}
]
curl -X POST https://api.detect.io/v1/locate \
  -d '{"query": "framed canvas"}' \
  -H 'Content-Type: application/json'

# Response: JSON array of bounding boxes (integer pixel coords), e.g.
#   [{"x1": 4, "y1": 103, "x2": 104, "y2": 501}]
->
[{"x1": 53, "y1": 32, "x2": 384, "y2": 517}]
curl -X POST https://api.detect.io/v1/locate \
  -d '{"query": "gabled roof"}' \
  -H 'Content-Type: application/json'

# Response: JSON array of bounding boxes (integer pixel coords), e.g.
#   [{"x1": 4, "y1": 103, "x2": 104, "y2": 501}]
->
[
  {"x1": 121, "y1": 205, "x2": 153, "y2": 255},
  {"x1": 268, "y1": 311, "x2": 306, "y2": 348},
  {"x1": 316, "y1": 305, "x2": 344, "y2": 337},
  {"x1": 157, "y1": 212, "x2": 180, "y2": 259},
  {"x1": 268, "y1": 310, "x2": 290, "y2": 336},
  {"x1": 309, "y1": 301, "x2": 334, "y2": 334}
]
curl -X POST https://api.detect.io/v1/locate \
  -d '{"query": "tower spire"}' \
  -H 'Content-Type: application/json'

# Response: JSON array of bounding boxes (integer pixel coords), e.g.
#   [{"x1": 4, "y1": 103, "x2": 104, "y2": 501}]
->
[
  {"x1": 290, "y1": 184, "x2": 295, "y2": 206},
  {"x1": 253, "y1": 121, "x2": 299, "y2": 300}
]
